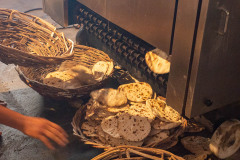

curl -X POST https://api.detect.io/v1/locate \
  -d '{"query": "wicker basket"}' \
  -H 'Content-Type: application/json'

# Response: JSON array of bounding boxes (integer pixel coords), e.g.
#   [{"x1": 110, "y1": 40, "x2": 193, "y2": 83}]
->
[
  {"x1": 15, "y1": 45, "x2": 113, "y2": 99},
  {"x1": 0, "y1": 8, "x2": 74, "y2": 66},
  {"x1": 72, "y1": 101, "x2": 187, "y2": 150},
  {"x1": 92, "y1": 146, "x2": 185, "y2": 160}
]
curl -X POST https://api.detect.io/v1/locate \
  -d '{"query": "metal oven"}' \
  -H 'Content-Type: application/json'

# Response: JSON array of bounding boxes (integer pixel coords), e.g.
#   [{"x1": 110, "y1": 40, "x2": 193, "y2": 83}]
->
[{"x1": 43, "y1": 0, "x2": 240, "y2": 118}]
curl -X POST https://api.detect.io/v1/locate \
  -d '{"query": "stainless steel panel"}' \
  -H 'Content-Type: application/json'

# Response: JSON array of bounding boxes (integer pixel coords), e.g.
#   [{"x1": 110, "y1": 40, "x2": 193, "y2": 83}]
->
[
  {"x1": 77, "y1": 0, "x2": 176, "y2": 53},
  {"x1": 106, "y1": 0, "x2": 175, "y2": 53},
  {"x1": 185, "y1": 0, "x2": 240, "y2": 117},
  {"x1": 77, "y1": 0, "x2": 107, "y2": 17},
  {"x1": 43, "y1": 0, "x2": 69, "y2": 27},
  {"x1": 166, "y1": 0, "x2": 200, "y2": 114}
]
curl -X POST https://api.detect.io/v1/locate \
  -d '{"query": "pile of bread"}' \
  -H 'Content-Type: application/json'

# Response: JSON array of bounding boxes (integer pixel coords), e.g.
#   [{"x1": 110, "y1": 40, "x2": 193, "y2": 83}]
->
[
  {"x1": 42, "y1": 61, "x2": 113, "y2": 89},
  {"x1": 81, "y1": 82, "x2": 184, "y2": 147}
]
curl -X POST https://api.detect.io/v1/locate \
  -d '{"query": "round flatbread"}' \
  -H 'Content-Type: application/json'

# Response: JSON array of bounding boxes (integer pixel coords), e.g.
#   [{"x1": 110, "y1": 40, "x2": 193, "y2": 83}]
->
[
  {"x1": 145, "y1": 51, "x2": 170, "y2": 74},
  {"x1": 127, "y1": 103, "x2": 155, "y2": 122},
  {"x1": 181, "y1": 136, "x2": 211, "y2": 155},
  {"x1": 118, "y1": 82, "x2": 153, "y2": 102},
  {"x1": 210, "y1": 119, "x2": 240, "y2": 159},
  {"x1": 43, "y1": 70, "x2": 77, "y2": 88},
  {"x1": 152, "y1": 118, "x2": 181, "y2": 130},
  {"x1": 101, "y1": 115, "x2": 121, "y2": 138},
  {"x1": 92, "y1": 61, "x2": 113, "y2": 81},
  {"x1": 146, "y1": 99, "x2": 181, "y2": 123},
  {"x1": 107, "y1": 104, "x2": 130, "y2": 113},
  {"x1": 90, "y1": 88, "x2": 127, "y2": 107},
  {"x1": 118, "y1": 113, "x2": 151, "y2": 141},
  {"x1": 81, "y1": 121, "x2": 98, "y2": 137},
  {"x1": 144, "y1": 130, "x2": 169, "y2": 146},
  {"x1": 71, "y1": 65, "x2": 97, "y2": 85}
]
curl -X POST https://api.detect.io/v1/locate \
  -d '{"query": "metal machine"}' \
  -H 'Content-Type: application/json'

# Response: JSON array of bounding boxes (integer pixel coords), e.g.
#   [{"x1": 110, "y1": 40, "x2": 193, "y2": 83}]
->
[{"x1": 43, "y1": 0, "x2": 240, "y2": 118}]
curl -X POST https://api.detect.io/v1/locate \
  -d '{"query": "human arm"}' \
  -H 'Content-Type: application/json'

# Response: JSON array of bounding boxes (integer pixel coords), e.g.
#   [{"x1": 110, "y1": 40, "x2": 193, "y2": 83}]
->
[{"x1": 0, "y1": 105, "x2": 69, "y2": 150}]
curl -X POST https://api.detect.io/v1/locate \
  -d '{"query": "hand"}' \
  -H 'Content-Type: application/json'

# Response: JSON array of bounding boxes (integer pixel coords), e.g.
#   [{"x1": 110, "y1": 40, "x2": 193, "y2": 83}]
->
[{"x1": 20, "y1": 116, "x2": 69, "y2": 150}]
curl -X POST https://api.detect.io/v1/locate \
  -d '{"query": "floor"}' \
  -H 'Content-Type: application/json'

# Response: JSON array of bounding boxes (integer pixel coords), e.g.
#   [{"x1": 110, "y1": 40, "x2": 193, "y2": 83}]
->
[{"x1": 0, "y1": 0, "x2": 102, "y2": 159}]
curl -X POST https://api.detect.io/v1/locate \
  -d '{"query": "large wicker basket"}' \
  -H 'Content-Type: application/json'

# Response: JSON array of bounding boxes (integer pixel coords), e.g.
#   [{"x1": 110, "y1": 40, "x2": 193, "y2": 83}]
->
[
  {"x1": 0, "y1": 8, "x2": 74, "y2": 66},
  {"x1": 72, "y1": 101, "x2": 187, "y2": 150},
  {"x1": 15, "y1": 45, "x2": 113, "y2": 99}
]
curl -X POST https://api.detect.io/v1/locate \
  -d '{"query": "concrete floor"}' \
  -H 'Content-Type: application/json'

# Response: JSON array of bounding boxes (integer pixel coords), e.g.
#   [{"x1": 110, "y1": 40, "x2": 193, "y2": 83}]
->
[{"x1": 0, "y1": 0, "x2": 102, "y2": 159}]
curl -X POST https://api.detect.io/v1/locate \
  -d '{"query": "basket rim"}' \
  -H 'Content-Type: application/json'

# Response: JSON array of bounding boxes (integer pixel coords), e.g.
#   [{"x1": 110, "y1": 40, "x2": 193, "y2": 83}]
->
[
  {"x1": 15, "y1": 64, "x2": 114, "y2": 91},
  {"x1": 91, "y1": 145, "x2": 185, "y2": 160},
  {"x1": 0, "y1": 8, "x2": 74, "y2": 64}
]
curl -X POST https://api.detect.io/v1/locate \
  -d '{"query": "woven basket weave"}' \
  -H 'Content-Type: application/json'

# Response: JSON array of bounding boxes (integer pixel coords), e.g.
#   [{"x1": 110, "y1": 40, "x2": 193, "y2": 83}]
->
[
  {"x1": 0, "y1": 8, "x2": 74, "y2": 66},
  {"x1": 92, "y1": 146, "x2": 185, "y2": 160},
  {"x1": 72, "y1": 101, "x2": 187, "y2": 150},
  {"x1": 15, "y1": 45, "x2": 113, "y2": 99}
]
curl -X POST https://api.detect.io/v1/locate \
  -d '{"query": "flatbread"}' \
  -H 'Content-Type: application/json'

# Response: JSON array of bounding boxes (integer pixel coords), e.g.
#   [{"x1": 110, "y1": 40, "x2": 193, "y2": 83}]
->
[
  {"x1": 146, "y1": 99, "x2": 181, "y2": 123},
  {"x1": 181, "y1": 136, "x2": 211, "y2": 155},
  {"x1": 118, "y1": 82, "x2": 153, "y2": 102},
  {"x1": 92, "y1": 61, "x2": 114, "y2": 81},
  {"x1": 210, "y1": 119, "x2": 240, "y2": 159},
  {"x1": 127, "y1": 103, "x2": 155, "y2": 122},
  {"x1": 85, "y1": 99, "x2": 107, "y2": 119},
  {"x1": 81, "y1": 121, "x2": 98, "y2": 137},
  {"x1": 145, "y1": 51, "x2": 170, "y2": 74},
  {"x1": 43, "y1": 70, "x2": 77, "y2": 88},
  {"x1": 95, "y1": 125, "x2": 143, "y2": 147},
  {"x1": 90, "y1": 88, "x2": 127, "y2": 107},
  {"x1": 71, "y1": 65, "x2": 98, "y2": 85},
  {"x1": 152, "y1": 118, "x2": 181, "y2": 130},
  {"x1": 101, "y1": 115, "x2": 121, "y2": 138},
  {"x1": 118, "y1": 113, "x2": 151, "y2": 141},
  {"x1": 144, "y1": 130, "x2": 169, "y2": 146},
  {"x1": 107, "y1": 104, "x2": 130, "y2": 113},
  {"x1": 43, "y1": 65, "x2": 97, "y2": 89},
  {"x1": 105, "y1": 134, "x2": 143, "y2": 147}
]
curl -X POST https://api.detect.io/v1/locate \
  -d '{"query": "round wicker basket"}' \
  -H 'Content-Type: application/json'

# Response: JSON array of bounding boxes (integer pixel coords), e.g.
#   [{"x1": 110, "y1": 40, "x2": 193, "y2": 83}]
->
[
  {"x1": 0, "y1": 8, "x2": 74, "y2": 66},
  {"x1": 15, "y1": 45, "x2": 113, "y2": 99},
  {"x1": 92, "y1": 146, "x2": 185, "y2": 160},
  {"x1": 72, "y1": 101, "x2": 187, "y2": 150}
]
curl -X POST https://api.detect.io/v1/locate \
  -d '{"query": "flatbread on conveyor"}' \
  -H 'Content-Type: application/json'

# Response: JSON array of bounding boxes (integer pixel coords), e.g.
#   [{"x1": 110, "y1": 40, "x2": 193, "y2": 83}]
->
[
  {"x1": 145, "y1": 50, "x2": 170, "y2": 74},
  {"x1": 92, "y1": 61, "x2": 114, "y2": 81}
]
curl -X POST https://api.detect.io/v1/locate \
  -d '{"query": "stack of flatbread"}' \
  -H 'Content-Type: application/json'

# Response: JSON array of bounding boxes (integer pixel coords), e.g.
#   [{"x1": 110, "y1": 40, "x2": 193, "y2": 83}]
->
[
  {"x1": 80, "y1": 82, "x2": 184, "y2": 147},
  {"x1": 43, "y1": 61, "x2": 113, "y2": 89}
]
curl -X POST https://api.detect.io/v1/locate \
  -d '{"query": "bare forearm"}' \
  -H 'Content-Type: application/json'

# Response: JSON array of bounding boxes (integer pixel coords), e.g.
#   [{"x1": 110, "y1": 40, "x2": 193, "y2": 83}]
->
[{"x1": 0, "y1": 105, "x2": 26, "y2": 131}]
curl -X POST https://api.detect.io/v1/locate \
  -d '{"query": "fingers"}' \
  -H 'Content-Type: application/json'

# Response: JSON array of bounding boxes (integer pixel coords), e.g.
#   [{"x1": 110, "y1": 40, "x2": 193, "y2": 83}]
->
[
  {"x1": 47, "y1": 125, "x2": 69, "y2": 144},
  {"x1": 48, "y1": 121, "x2": 69, "y2": 138},
  {"x1": 43, "y1": 129, "x2": 68, "y2": 147},
  {"x1": 39, "y1": 135, "x2": 55, "y2": 150}
]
